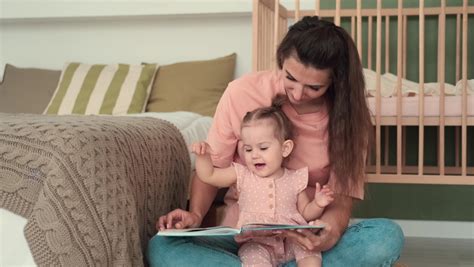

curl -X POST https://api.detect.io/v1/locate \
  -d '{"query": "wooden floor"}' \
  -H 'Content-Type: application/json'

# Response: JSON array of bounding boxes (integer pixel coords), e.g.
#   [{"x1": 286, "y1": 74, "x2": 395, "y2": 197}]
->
[{"x1": 396, "y1": 237, "x2": 474, "y2": 267}]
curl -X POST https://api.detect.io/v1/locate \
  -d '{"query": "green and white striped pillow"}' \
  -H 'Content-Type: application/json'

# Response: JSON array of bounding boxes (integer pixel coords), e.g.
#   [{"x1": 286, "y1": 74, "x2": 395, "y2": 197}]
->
[{"x1": 44, "y1": 62, "x2": 158, "y2": 115}]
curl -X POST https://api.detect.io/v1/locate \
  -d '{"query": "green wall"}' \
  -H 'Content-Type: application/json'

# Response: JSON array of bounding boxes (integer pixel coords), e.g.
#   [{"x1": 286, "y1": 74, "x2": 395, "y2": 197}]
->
[{"x1": 353, "y1": 183, "x2": 474, "y2": 221}]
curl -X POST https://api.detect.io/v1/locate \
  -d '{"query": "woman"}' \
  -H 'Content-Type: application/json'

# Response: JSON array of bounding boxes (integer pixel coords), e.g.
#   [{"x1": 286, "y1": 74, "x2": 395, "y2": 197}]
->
[{"x1": 148, "y1": 16, "x2": 404, "y2": 266}]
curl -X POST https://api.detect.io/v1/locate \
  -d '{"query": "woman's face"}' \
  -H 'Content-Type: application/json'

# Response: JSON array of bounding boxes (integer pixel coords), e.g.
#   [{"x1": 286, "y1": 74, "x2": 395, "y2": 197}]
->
[{"x1": 282, "y1": 55, "x2": 332, "y2": 112}]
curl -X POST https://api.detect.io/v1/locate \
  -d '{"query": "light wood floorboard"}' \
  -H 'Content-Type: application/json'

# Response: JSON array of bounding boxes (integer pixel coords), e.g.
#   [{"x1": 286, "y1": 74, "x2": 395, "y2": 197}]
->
[{"x1": 396, "y1": 237, "x2": 474, "y2": 267}]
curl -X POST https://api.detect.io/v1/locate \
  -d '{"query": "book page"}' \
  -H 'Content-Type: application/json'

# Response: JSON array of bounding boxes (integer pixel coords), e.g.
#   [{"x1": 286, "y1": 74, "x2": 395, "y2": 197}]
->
[{"x1": 157, "y1": 226, "x2": 240, "y2": 237}]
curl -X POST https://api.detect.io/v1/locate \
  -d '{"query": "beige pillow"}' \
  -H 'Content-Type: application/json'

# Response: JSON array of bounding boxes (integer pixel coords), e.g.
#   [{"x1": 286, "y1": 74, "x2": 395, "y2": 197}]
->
[
  {"x1": 0, "y1": 64, "x2": 61, "y2": 114},
  {"x1": 146, "y1": 53, "x2": 236, "y2": 117},
  {"x1": 45, "y1": 62, "x2": 158, "y2": 115}
]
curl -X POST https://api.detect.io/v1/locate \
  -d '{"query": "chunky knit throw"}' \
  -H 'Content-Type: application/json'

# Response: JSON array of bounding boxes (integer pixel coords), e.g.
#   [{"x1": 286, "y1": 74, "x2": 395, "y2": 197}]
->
[{"x1": 0, "y1": 113, "x2": 190, "y2": 266}]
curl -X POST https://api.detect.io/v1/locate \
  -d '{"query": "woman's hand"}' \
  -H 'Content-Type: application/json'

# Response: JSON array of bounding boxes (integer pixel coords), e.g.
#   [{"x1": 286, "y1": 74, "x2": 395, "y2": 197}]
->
[
  {"x1": 156, "y1": 209, "x2": 202, "y2": 231},
  {"x1": 282, "y1": 219, "x2": 340, "y2": 252}
]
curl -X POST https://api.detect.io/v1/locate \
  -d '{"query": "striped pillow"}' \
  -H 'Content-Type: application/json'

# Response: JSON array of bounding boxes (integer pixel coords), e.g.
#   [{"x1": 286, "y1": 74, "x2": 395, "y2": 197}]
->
[{"x1": 44, "y1": 62, "x2": 158, "y2": 115}]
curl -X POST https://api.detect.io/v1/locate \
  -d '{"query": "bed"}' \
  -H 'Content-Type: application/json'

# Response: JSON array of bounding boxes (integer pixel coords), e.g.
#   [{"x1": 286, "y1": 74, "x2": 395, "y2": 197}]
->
[
  {"x1": 0, "y1": 112, "x2": 215, "y2": 266},
  {"x1": 0, "y1": 54, "x2": 229, "y2": 266},
  {"x1": 252, "y1": 0, "x2": 473, "y2": 185}
]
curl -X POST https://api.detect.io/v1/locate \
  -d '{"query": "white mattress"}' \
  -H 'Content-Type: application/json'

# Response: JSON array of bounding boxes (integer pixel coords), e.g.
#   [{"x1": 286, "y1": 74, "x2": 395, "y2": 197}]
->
[
  {"x1": 129, "y1": 111, "x2": 213, "y2": 170},
  {"x1": 0, "y1": 209, "x2": 36, "y2": 266},
  {"x1": 0, "y1": 111, "x2": 213, "y2": 266}
]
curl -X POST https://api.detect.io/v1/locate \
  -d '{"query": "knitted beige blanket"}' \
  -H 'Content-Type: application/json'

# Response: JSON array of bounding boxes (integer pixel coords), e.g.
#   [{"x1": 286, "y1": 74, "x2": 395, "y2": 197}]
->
[{"x1": 0, "y1": 114, "x2": 190, "y2": 266}]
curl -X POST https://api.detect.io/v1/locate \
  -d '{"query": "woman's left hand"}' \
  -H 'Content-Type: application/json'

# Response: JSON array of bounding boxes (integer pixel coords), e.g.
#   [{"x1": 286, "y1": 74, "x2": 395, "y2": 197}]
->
[{"x1": 282, "y1": 219, "x2": 340, "y2": 252}]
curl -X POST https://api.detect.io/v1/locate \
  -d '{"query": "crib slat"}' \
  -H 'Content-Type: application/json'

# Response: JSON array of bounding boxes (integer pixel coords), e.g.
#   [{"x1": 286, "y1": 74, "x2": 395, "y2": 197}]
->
[
  {"x1": 252, "y1": 0, "x2": 259, "y2": 71},
  {"x1": 267, "y1": 7, "x2": 271, "y2": 70},
  {"x1": 295, "y1": 0, "x2": 300, "y2": 21},
  {"x1": 314, "y1": 0, "x2": 320, "y2": 16},
  {"x1": 376, "y1": 0, "x2": 382, "y2": 175},
  {"x1": 397, "y1": 0, "x2": 403, "y2": 175},
  {"x1": 351, "y1": 16, "x2": 356, "y2": 40},
  {"x1": 438, "y1": 0, "x2": 446, "y2": 176},
  {"x1": 368, "y1": 16, "x2": 373, "y2": 70},
  {"x1": 456, "y1": 14, "x2": 461, "y2": 82},
  {"x1": 335, "y1": 0, "x2": 341, "y2": 26},
  {"x1": 385, "y1": 15, "x2": 390, "y2": 73},
  {"x1": 282, "y1": 17, "x2": 287, "y2": 50},
  {"x1": 402, "y1": 127, "x2": 407, "y2": 169},
  {"x1": 384, "y1": 126, "x2": 389, "y2": 166},
  {"x1": 280, "y1": 14, "x2": 287, "y2": 54},
  {"x1": 262, "y1": 6, "x2": 266, "y2": 70},
  {"x1": 418, "y1": 0, "x2": 425, "y2": 176},
  {"x1": 260, "y1": 5, "x2": 263, "y2": 70},
  {"x1": 403, "y1": 15, "x2": 407, "y2": 78},
  {"x1": 357, "y1": 0, "x2": 362, "y2": 60},
  {"x1": 461, "y1": 0, "x2": 468, "y2": 176},
  {"x1": 273, "y1": 0, "x2": 279, "y2": 69},
  {"x1": 267, "y1": 7, "x2": 271, "y2": 69},
  {"x1": 455, "y1": 127, "x2": 460, "y2": 167}
]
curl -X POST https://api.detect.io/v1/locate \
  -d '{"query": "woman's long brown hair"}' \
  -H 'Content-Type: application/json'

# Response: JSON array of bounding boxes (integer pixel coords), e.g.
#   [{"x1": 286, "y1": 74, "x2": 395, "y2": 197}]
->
[{"x1": 277, "y1": 16, "x2": 373, "y2": 195}]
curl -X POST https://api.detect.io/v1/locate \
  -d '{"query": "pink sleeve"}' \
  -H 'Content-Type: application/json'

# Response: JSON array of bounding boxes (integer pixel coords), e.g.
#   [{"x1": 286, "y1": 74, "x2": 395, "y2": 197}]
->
[
  {"x1": 207, "y1": 72, "x2": 279, "y2": 168},
  {"x1": 294, "y1": 167, "x2": 309, "y2": 193},
  {"x1": 206, "y1": 84, "x2": 240, "y2": 168}
]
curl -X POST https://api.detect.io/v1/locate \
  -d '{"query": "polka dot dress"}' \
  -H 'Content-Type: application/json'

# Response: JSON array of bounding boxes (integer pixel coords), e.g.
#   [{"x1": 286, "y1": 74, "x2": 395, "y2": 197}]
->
[{"x1": 233, "y1": 163, "x2": 321, "y2": 266}]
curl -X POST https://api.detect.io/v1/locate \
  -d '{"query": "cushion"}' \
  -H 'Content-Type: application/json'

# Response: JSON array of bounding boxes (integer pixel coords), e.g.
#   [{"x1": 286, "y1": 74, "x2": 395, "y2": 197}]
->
[
  {"x1": 44, "y1": 62, "x2": 158, "y2": 115},
  {"x1": 146, "y1": 53, "x2": 236, "y2": 117},
  {"x1": 0, "y1": 64, "x2": 61, "y2": 114}
]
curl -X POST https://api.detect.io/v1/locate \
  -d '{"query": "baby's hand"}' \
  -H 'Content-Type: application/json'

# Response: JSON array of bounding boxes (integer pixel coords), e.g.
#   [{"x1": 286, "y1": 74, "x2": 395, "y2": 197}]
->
[
  {"x1": 191, "y1": 141, "x2": 212, "y2": 155},
  {"x1": 313, "y1": 183, "x2": 334, "y2": 208}
]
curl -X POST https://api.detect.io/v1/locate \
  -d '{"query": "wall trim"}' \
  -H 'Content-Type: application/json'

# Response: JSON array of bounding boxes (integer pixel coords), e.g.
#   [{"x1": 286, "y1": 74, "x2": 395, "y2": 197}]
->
[
  {"x1": 1, "y1": 0, "x2": 253, "y2": 21},
  {"x1": 353, "y1": 218, "x2": 474, "y2": 239}
]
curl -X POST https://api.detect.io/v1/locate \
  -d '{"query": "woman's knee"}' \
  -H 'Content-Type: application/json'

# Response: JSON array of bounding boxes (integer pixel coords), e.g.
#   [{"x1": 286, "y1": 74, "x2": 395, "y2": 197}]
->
[
  {"x1": 146, "y1": 235, "x2": 179, "y2": 266},
  {"x1": 368, "y1": 218, "x2": 405, "y2": 248},
  {"x1": 147, "y1": 235, "x2": 242, "y2": 267},
  {"x1": 362, "y1": 218, "x2": 405, "y2": 265}
]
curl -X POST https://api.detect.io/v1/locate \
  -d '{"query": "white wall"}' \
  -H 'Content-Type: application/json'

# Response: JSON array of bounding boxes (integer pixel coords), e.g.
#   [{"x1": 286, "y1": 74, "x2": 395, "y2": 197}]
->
[{"x1": 0, "y1": 14, "x2": 253, "y2": 78}]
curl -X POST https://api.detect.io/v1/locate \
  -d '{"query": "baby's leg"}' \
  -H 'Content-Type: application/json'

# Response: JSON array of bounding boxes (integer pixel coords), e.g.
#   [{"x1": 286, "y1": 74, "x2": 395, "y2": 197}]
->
[
  {"x1": 238, "y1": 241, "x2": 274, "y2": 267},
  {"x1": 296, "y1": 255, "x2": 321, "y2": 267},
  {"x1": 287, "y1": 240, "x2": 321, "y2": 267}
]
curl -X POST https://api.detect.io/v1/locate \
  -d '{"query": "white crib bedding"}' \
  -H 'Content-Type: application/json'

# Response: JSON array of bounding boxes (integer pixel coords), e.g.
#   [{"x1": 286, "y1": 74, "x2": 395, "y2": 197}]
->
[
  {"x1": 367, "y1": 95, "x2": 474, "y2": 117},
  {"x1": 364, "y1": 68, "x2": 474, "y2": 98},
  {"x1": 0, "y1": 111, "x2": 213, "y2": 267}
]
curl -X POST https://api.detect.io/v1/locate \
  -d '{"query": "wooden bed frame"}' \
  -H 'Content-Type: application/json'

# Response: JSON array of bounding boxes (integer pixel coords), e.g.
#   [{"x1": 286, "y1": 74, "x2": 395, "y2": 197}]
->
[{"x1": 252, "y1": 0, "x2": 473, "y2": 185}]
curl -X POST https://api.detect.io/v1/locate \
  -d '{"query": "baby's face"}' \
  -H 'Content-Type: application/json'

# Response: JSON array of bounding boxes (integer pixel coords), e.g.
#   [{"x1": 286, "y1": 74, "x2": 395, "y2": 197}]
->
[{"x1": 240, "y1": 120, "x2": 285, "y2": 179}]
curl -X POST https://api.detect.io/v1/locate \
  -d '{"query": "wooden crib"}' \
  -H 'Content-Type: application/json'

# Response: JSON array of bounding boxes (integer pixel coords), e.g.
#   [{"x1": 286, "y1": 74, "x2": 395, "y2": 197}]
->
[{"x1": 252, "y1": 0, "x2": 473, "y2": 186}]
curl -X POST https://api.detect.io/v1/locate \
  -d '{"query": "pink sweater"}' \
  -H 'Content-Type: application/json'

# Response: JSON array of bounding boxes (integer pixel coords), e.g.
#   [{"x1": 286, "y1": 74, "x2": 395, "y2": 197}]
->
[{"x1": 207, "y1": 70, "x2": 364, "y2": 227}]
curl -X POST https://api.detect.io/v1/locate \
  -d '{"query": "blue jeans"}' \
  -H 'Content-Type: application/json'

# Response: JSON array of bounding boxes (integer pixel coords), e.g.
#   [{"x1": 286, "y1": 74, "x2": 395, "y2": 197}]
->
[{"x1": 146, "y1": 218, "x2": 404, "y2": 267}]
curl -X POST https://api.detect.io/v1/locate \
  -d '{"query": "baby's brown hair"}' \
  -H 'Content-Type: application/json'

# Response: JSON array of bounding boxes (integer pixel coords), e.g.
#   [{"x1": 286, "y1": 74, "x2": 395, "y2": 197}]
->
[{"x1": 242, "y1": 94, "x2": 294, "y2": 142}]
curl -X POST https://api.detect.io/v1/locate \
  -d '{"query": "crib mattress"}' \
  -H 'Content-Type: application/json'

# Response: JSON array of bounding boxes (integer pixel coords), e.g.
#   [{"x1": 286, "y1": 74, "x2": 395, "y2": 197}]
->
[{"x1": 367, "y1": 95, "x2": 474, "y2": 118}]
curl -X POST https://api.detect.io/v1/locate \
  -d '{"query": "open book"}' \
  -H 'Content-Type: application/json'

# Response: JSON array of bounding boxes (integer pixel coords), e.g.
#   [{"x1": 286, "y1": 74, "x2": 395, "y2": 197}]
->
[{"x1": 157, "y1": 223, "x2": 325, "y2": 237}]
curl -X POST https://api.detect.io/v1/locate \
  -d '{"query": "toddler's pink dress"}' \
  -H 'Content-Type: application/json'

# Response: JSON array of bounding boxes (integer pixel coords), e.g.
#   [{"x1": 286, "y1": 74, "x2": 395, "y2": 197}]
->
[{"x1": 233, "y1": 163, "x2": 321, "y2": 266}]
